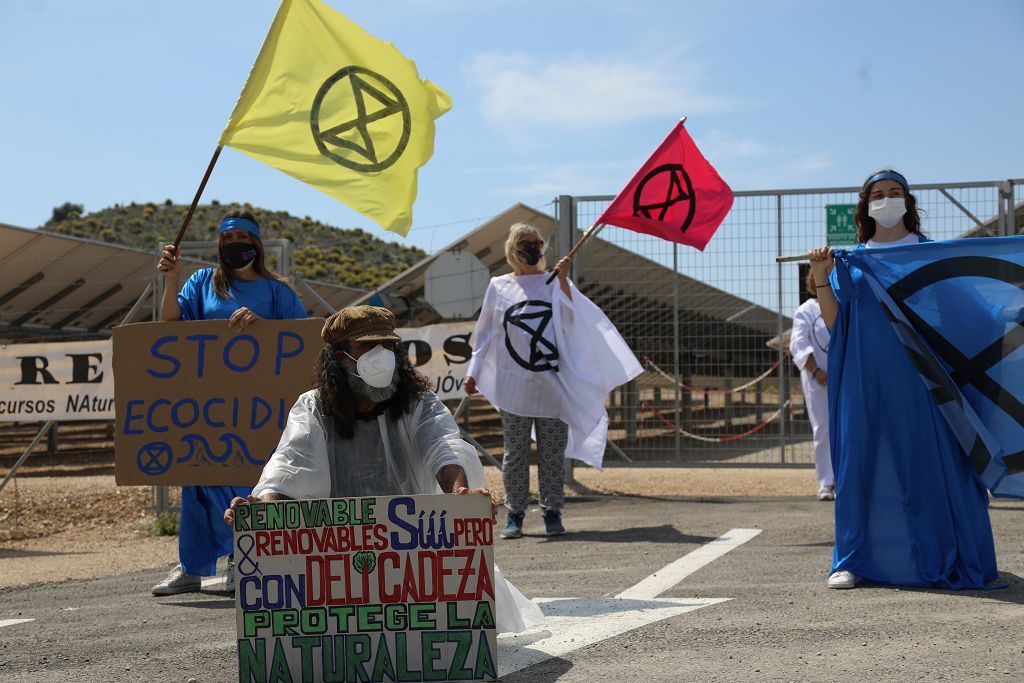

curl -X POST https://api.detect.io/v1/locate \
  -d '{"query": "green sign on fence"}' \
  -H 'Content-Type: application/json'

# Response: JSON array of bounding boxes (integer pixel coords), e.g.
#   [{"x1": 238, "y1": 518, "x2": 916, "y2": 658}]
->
[{"x1": 826, "y1": 204, "x2": 857, "y2": 246}]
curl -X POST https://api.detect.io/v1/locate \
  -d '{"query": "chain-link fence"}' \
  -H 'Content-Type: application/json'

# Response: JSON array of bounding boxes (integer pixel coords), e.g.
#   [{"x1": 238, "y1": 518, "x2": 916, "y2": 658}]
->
[{"x1": 559, "y1": 179, "x2": 1022, "y2": 467}]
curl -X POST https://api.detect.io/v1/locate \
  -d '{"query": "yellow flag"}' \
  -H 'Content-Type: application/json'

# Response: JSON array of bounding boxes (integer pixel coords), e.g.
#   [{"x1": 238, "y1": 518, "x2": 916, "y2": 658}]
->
[{"x1": 219, "y1": 0, "x2": 452, "y2": 236}]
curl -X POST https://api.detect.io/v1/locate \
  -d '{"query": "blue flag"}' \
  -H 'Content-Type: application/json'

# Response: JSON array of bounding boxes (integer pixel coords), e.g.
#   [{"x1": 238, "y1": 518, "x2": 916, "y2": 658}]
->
[{"x1": 835, "y1": 236, "x2": 1024, "y2": 499}]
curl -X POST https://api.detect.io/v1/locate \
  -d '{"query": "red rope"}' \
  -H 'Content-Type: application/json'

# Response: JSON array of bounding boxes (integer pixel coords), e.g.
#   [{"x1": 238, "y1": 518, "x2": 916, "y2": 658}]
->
[
  {"x1": 642, "y1": 357, "x2": 783, "y2": 395},
  {"x1": 641, "y1": 401, "x2": 784, "y2": 443}
]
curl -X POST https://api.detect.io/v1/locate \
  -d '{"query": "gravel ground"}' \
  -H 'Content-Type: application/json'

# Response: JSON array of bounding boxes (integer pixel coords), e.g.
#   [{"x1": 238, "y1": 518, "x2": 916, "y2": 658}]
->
[{"x1": 0, "y1": 466, "x2": 818, "y2": 589}]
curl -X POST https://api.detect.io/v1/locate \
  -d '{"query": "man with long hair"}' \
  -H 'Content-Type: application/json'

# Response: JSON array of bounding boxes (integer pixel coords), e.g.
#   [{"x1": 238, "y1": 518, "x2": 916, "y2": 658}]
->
[
  {"x1": 229, "y1": 305, "x2": 479, "y2": 499},
  {"x1": 224, "y1": 305, "x2": 545, "y2": 633}
]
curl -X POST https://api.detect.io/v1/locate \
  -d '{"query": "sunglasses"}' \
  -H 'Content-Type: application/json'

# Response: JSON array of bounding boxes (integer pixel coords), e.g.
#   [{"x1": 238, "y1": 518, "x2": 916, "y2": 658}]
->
[{"x1": 517, "y1": 239, "x2": 544, "y2": 249}]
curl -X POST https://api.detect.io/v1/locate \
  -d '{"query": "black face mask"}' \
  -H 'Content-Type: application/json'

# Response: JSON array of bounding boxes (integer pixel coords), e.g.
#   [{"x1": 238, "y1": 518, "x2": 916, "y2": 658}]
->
[
  {"x1": 222, "y1": 242, "x2": 258, "y2": 270},
  {"x1": 516, "y1": 247, "x2": 542, "y2": 266}
]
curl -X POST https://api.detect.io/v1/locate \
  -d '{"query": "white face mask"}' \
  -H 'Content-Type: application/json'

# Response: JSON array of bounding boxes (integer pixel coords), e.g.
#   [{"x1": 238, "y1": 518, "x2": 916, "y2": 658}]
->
[
  {"x1": 868, "y1": 197, "x2": 907, "y2": 229},
  {"x1": 346, "y1": 345, "x2": 396, "y2": 389}
]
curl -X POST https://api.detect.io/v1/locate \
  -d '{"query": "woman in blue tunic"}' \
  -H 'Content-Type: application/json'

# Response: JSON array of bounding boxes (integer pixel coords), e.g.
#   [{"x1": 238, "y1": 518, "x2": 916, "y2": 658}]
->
[
  {"x1": 808, "y1": 170, "x2": 997, "y2": 590},
  {"x1": 151, "y1": 210, "x2": 307, "y2": 595}
]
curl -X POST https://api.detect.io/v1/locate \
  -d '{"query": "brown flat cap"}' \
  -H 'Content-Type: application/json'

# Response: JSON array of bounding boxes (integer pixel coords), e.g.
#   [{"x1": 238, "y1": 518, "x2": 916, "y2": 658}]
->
[{"x1": 322, "y1": 305, "x2": 400, "y2": 344}]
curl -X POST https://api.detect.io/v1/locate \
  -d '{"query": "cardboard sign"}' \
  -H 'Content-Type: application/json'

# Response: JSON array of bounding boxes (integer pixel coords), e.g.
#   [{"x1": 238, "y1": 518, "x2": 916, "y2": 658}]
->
[
  {"x1": 397, "y1": 322, "x2": 476, "y2": 401},
  {"x1": 234, "y1": 494, "x2": 497, "y2": 682},
  {"x1": 0, "y1": 339, "x2": 113, "y2": 421},
  {"x1": 113, "y1": 319, "x2": 324, "y2": 486}
]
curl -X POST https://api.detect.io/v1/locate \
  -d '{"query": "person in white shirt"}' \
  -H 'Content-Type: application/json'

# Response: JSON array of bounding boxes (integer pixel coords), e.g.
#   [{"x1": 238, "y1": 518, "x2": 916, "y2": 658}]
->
[
  {"x1": 789, "y1": 270, "x2": 834, "y2": 501},
  {"x1": 464, "y1": 223, "x2": 573, "y2": 540}
]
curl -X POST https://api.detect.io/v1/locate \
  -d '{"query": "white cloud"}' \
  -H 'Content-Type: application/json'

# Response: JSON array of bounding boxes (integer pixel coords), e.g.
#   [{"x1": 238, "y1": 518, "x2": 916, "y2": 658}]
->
[
  {"x1": 463, "y1": 160, "x2": 634, "y2": 198},
  {"x1": 701, "y1": 130, "x2": 771, "y2": 160},
  {"x1": 720, "y1": 153, "x2": 834, "y2": 190},
  {"x1": 464, "y1": 51, "x2": 737, "y2": 132}
]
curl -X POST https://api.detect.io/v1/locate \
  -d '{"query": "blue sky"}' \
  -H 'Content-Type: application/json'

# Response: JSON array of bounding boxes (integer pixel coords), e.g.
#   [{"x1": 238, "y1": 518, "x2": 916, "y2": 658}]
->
[{"x1": 1, "y1": 0, "x2": 1022, "y2": 253}]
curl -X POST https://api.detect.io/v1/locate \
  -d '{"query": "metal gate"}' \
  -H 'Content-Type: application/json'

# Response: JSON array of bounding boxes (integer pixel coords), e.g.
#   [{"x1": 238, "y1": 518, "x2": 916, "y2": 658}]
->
[{"x1": 557, "y1": 179, "x2": 1022, "y2": 466}]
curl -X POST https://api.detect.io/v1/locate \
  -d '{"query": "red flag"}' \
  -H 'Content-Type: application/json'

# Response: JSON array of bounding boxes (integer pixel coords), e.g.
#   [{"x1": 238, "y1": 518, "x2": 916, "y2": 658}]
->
[{"x1": 597, "y1": 121, "x2": 733, "y2": 251}]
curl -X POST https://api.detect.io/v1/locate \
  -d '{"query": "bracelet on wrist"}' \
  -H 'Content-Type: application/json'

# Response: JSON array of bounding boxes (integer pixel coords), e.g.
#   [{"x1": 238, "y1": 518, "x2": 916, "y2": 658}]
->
[
  {"x1": 815, "y1": 283, "x2": 831, "y2": 289},
  {"x1": 812, "y1": 367, "x2": 822, "y2": 377}
]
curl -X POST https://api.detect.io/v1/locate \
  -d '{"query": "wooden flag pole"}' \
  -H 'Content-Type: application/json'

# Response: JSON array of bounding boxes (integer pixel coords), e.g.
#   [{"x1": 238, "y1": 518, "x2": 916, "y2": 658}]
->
[
  {"x1": 544, "y1": 223, "x2": 604, "y2": 285},
  {"x1": 172, "y1": 145, "x2": 224, "y2": 249},
  {"x1": 775, "y1": 253, "x2": 812, "y2": 263}
]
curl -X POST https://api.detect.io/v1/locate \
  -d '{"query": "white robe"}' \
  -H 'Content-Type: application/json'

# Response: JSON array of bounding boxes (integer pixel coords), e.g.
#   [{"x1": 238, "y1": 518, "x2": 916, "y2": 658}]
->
[
  {"x1": 252, "y1": 389, "x2": 545, "y2": 634},
  {"x1": 789, "y1": 298, "x2": 833, "y2": 487},
  {"x1": 467, "y1": 273, "x2": 643, "y2": 469}
]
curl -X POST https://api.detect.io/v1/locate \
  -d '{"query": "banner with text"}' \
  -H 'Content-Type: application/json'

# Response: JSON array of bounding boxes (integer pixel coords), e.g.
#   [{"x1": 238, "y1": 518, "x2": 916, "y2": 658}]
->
[
  {"x1": 113, "y1": 319, "x2": 324, "y2": 486},
  {"x1": 397, "y1": 321, "x2": 475, "y2": 401},
  {"x1": 0, "y1": 340, "x2": 114, "y2": 421},
  {"x1": 234, "y1": 493, "x2": 497, "y2": 682}
]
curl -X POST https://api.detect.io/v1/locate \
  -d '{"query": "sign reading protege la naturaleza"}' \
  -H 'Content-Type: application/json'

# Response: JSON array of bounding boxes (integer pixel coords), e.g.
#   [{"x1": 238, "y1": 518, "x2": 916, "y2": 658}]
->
[{"x1": 234, "y1": 493, "x2": 497, "y2": 682}]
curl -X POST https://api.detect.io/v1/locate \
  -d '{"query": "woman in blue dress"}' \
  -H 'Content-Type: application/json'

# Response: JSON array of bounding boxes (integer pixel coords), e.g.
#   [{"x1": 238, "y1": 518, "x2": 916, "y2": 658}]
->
[
  {"x1": 808, "y1": 170, "x2": 998, "y2": 590},
  {"x1": 151, "y1": 210, "x2": 307, "y2": 595}
]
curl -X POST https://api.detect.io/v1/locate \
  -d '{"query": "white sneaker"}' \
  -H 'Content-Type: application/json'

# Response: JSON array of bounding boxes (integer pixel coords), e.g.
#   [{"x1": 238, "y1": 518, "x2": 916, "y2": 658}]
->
[
  {"x1": 817, "y1": 485, "x2": 835, "y2": 501},
  {"x1": 151, "y1": 564, "x2": 202, "y2": 596},
  {"x1": 827, "y1": 570, "x2": 857, "y2": 589}
]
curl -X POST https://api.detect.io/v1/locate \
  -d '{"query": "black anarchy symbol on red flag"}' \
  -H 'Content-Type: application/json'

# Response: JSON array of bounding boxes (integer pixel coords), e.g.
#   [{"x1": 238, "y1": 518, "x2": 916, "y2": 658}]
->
[
  {"x1": 310, "y1": 66, "x2": 411, "y2": 172},
  {"x1": 632, "y1": 163, "x2": 696, "y2": 234}
]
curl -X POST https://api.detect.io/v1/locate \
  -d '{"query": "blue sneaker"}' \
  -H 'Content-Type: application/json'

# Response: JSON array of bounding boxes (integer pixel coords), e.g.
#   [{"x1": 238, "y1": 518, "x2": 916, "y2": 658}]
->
[
  {"x1": 543, "y1": 510, "x2": 565, "y2": 536},
  {"x1": 500, "y1": 512, "x2": 524, "y2": 539}
]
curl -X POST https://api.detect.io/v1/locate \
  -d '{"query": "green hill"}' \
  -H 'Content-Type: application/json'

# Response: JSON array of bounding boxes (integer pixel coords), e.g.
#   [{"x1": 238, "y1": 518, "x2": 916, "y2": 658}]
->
[{"x1": 40, "y1": 200, "x2": 426, "y2": 289}]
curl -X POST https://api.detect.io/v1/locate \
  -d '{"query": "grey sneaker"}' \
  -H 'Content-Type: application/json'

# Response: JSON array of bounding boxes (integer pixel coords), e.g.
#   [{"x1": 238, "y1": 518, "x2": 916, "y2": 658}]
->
[
  {"x1": 151, "y1": 564, "x2": 202, "y2": 596},
  {"x1": 223, "y1": 558, "x2": 235, "y2": 593},
  {"x1": 543, "y1": 509, "x2": 566, "y2": 536},
  {"x1": 500, "y1": 512, "x2": 524, "y2": 539},
  {"x1": 817, "y1": 485, "x2": 835, "y2": 501}
]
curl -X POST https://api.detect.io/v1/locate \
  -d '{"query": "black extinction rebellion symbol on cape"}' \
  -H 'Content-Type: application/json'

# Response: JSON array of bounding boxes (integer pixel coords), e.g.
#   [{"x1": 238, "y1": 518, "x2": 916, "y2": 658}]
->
[
  {"x1": 310, "y1": 66, "x2": 411, "y2": 172},
  {"x1": 503, "y1": 300, "x2": 559, "y2": 372},
  {"x1": 632, "y1": 163, "x2": 696, "y2": 234},
  {"x1": 886, "y1": 255, "x2": 1024, "y2": 474}
]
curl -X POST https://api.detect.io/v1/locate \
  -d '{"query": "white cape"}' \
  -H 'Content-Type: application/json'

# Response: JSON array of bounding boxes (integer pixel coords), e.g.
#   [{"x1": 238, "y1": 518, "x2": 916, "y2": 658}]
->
[
  {"x1": 252, "y1": 390, "x2": 544, "y2": 634},
  {"x1": 467, "y1": 273, "x2": 643, "y2": 469}
]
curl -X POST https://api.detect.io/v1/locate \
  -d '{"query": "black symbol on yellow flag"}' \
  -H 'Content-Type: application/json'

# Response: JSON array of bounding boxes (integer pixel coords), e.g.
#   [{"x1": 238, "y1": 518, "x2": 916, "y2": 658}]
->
[
  {"x1": 310, "y1": 66, "x2": 411, "y2": 172},
  {"x1": 632, "y1": 163, "x2": 696, "y2": 233}
]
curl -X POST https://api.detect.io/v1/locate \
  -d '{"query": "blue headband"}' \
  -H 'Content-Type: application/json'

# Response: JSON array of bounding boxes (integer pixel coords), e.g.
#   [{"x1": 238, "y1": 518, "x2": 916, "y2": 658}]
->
[
  {"x1": 218, "y1": 216, "x2": 261, "y2": 240},
  {"x1": 866, "y1": 171, "x2": 910, "y2": 193}
]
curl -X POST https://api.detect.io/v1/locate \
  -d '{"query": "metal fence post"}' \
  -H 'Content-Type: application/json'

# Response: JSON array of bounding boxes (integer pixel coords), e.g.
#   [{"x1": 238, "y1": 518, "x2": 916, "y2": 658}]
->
[
  {"x1": 776, "y1": 194, "x2": 787, "y2": 463},
  {"x1": 556, "y1": 195, "x2": 579, "y2": 481},
  {"x1": 673, "y1": 243, "x2": 681, "y2": 461}
]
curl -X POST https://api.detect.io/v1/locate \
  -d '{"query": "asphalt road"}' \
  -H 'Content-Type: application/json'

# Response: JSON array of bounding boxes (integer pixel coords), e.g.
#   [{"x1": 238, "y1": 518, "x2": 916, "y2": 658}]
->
[{"x1": 1, "y1": 494, "x2": 1022, "y2": 682}]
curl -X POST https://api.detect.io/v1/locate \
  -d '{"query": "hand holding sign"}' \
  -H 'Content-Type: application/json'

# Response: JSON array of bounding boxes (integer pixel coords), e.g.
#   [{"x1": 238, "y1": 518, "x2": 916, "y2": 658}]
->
[{"x1": 228, "y1": 307, "x2": 261, "y2": 332}]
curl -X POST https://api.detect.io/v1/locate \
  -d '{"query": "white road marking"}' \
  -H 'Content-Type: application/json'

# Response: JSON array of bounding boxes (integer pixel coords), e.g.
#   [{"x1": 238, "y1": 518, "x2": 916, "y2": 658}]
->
[
  {"x1": 496, "y1": 527, "x2": 761, "y2": 676},
  {"x1": 497, "y1": 597, "x2": 728, "y2": 677},
  {"x1": 615, "y1": 527, "x2": 762, "y2": 601},
  {"x1": 0, "y1": 619, "x2": 34, "y2": 629}
]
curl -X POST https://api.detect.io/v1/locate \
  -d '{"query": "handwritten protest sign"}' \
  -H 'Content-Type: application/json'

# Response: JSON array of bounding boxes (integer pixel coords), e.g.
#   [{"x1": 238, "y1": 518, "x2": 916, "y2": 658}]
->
[
  {"x1": 234, "y1": 494, "x2": 496, "y2": 682},
  {"x1": 1, "y1": 339, "x2": 113, "y2": 421},
  {"x1": 396, "y1": 322, "x2": 475, "y2": 401},
  {"x1": 113, "y1": 319, "x2": 324, "y2": 486}
]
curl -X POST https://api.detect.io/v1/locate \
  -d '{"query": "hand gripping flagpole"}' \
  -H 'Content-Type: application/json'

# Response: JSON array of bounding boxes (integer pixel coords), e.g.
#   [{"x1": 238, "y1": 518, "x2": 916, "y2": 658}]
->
[
  {"x1": 171, "y1": 145, "x2": 224, "y2": 249},
  {"x1": 544, "y1": 222, "x2": 605, "y2": 285}
]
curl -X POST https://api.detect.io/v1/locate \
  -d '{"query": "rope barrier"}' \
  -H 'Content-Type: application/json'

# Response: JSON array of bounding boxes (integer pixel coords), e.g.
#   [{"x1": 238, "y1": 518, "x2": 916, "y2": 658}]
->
[
  {"x1": 641, "y1": 400, "x2": 791, "y2": 443},
  {"x1": 643, "y1": 357, "x2": 783, "y2": 395}
]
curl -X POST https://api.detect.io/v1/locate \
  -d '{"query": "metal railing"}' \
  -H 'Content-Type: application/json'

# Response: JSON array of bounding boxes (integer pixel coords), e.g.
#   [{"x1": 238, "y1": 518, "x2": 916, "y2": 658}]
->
[{"x1": 557, "y1": 179, "x2": 1022, "y2": 466}]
